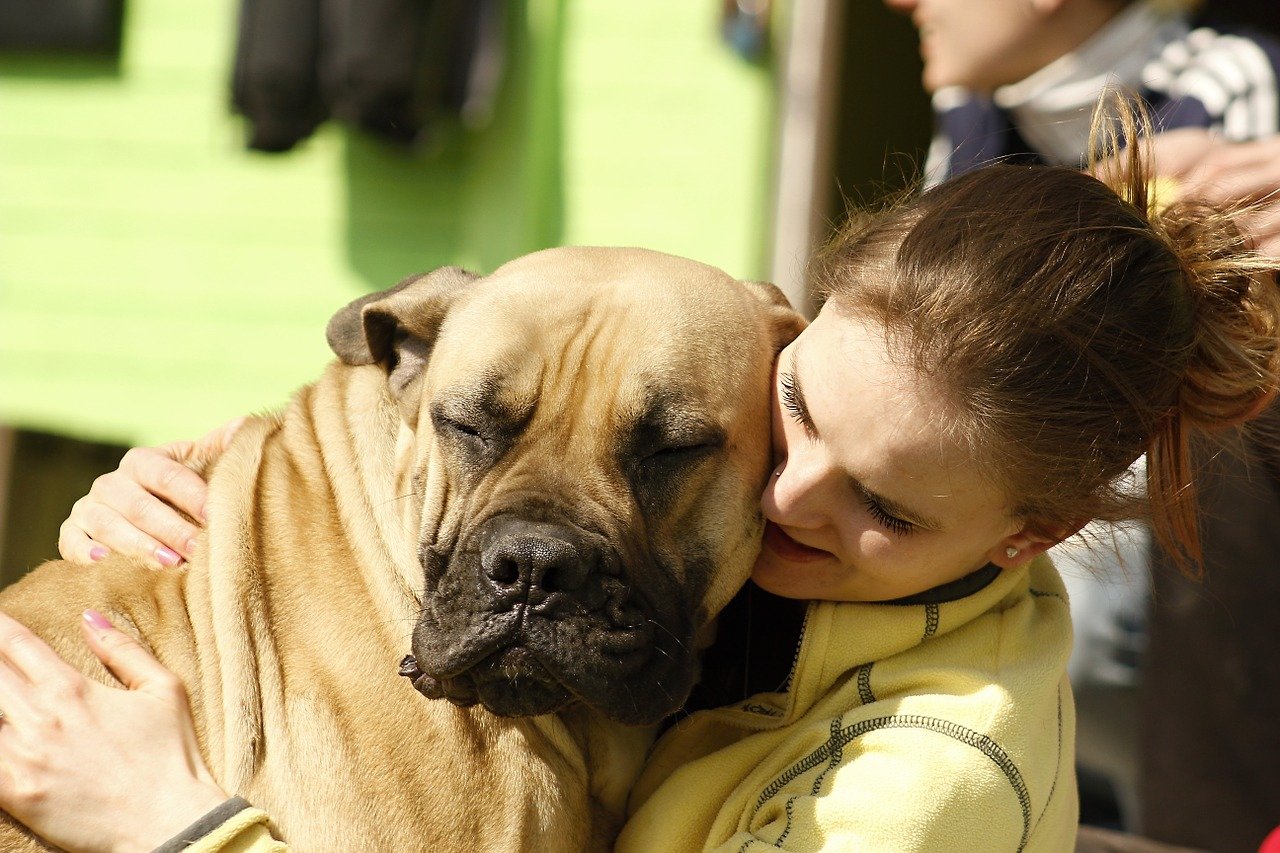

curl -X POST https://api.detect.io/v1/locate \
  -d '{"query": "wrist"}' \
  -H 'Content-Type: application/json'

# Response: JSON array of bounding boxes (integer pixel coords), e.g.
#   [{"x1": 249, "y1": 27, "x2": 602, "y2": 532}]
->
[{"x1": 118, "y1": 783, "x2": 229, "y2": 853}]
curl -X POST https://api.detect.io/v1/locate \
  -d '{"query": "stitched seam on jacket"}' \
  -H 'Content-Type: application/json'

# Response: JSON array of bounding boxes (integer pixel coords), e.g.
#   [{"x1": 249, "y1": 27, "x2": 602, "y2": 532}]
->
[
  {"x1": 923, "y1": 603, "x2": 940, "y2": 639},
  {"x1": 855, "y1": 663, "x2": 876, "y2": 706},
  {"x1": 1033, "y1": 684, "x2": 1066, "y2": 835},
  {"x1": 773, "y1": 718, "x2": 846, "y2": 849},
  {"x1": 753, "y1": 714, "x2": 1032, "y2": 852}
]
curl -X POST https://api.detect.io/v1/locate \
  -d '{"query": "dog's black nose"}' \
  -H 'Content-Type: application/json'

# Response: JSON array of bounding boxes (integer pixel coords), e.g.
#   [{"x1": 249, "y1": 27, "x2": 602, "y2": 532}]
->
[{"x1": 481, "y1": 519, "x2": 592, "y2": 595}]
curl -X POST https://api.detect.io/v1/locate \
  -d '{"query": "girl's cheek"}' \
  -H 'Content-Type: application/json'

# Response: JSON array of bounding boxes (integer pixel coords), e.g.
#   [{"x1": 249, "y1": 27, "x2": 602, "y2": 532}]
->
[{"x1": 852, "y1": 525, "x2": 897, "y2": 561}]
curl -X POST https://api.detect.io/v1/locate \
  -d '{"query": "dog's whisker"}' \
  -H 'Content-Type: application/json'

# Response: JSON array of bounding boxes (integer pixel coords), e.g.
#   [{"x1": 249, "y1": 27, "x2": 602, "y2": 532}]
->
[
  {"x1": 378, "y1": 490, "x2": 422, "y2": 508},
  {"x1": 645, "y1": 618, "x2": 689, "y2": 653}
]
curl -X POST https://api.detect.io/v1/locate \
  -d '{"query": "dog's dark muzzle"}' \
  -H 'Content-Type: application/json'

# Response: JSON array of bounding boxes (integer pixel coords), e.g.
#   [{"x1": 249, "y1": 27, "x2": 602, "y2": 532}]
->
[
  {"x1": 407, "y1": 513, "x2": 695, "y2": 723},
  {"x1": 478, "y1": 517, "x2": 609, "y2": 614}
]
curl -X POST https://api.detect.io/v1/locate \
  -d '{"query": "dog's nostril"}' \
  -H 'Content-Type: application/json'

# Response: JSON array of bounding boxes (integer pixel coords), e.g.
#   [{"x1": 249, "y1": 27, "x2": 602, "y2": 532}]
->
[
  {"x1": 539, "y1": 559, "x2": 588, "y2": 593},
  {"x1": 481, "y1": 533, "x2": 593, "y2": 595},
  {"x1": 488, "y1": 558, "x2": 521, "y2": 586}
]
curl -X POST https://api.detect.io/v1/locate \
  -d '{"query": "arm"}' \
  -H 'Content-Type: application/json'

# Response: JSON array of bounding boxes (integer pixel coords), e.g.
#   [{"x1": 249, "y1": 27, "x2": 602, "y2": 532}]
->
[
  {"x1": 58, "y1": 419, "x2": 244, "y2": 569},
  {"x1": 0, "y1": 610, "x2": 287, "y2": 853}
]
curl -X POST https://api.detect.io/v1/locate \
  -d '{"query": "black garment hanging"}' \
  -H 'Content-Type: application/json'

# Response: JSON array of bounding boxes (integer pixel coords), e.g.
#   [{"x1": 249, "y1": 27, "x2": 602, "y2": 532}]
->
[
  {"x1": 0, "y1": 0, "x2": 125, "y2": 53},
  {"x1": 231, "y1": 0, "x2": 505, "y2": 153},
  {"x1": 231, "y1": 0, "x2": 326, "y2": 152}
]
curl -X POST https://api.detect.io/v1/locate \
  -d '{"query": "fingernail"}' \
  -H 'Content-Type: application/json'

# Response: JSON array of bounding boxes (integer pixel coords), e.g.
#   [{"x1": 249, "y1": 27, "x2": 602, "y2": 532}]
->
[
  {"x1": 185, "y1": 538, "x2": 200, "y2": 557},
  {"x1": 155, "y1": 546, "x2": 182, "y2": 567},
  {"x1": 89, "y1": 546, "x2": 110, "y2": 562},
  {"x1": 83, "y1": 609, "x2": 113, "y2": 630},
  {"x1": 199, "y1": 504, "x2": 209, "y2": 522}
]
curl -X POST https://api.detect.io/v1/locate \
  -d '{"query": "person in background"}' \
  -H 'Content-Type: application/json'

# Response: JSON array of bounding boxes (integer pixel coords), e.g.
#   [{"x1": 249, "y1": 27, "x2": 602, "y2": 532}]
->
[
  {"x1": 883, "y1": 0, "x2": 1280, "y2": 847},
  {"x1": 3, "y1": 104, "x2": 1279, "y2": 850}
]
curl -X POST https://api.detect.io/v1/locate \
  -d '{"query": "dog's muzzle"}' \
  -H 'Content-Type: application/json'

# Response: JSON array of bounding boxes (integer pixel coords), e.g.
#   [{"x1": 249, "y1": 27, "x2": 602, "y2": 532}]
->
[{"x1": 406, "y1": 513, "x2": 695, "y2": 723}]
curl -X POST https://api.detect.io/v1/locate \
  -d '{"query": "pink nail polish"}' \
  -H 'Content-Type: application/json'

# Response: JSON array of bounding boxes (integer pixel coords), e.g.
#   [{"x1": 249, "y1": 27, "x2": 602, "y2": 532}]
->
[
  {"x1": 83, "y1": 609, "x2": 112, "y2": 630},
  {"x1": 89, "y1": 546, "x2": 109, "y2": 562},
  {"x1": 185, "y1": 538, "x2": 199, "y2": 556},
  {"x1": 155, "y1": 546, "x2": 182, "y2": 567}
]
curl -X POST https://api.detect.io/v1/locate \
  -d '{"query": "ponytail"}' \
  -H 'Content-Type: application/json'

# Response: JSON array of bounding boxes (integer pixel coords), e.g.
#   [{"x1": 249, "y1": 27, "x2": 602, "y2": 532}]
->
[{"x1": 1091, "y1": 94, "x2": 1280, "y2": 575}]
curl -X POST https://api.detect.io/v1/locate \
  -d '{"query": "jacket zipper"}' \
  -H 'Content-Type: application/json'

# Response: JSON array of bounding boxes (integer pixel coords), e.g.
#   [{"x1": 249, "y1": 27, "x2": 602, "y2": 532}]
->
[{"x1": 776, "y1": 601, "x2": 814, "y2": 696}]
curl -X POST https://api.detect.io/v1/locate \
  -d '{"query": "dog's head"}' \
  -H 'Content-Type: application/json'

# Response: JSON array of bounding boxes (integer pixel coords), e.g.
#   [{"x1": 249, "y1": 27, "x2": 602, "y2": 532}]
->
[{"x1": 327, "y1": 247, "x2": 803, "y2": 725}]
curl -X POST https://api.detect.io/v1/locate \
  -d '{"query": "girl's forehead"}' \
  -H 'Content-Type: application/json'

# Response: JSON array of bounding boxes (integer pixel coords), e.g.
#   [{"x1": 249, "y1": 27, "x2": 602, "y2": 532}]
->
[{"x1": 794, "y1": 311, "x2": 1009, "y2": 521}]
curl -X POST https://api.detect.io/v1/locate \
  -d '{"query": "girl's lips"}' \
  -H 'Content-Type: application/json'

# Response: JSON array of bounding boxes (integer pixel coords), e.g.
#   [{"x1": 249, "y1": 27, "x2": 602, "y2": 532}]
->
[{"x1": 763, "y1": 521, "x2": 832, "y2": 563}]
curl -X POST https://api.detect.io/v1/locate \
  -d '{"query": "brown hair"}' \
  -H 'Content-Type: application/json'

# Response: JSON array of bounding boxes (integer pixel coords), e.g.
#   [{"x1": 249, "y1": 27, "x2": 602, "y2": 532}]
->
[{"x1": 809, "y1": 105, "x2": 1280, "y2": 576}]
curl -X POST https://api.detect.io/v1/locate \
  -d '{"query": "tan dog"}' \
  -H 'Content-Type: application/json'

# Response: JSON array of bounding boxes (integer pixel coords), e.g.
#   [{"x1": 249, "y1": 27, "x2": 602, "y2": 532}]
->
[{"x1": 0, "y1": 247, "x2": 801, "y2": 851}]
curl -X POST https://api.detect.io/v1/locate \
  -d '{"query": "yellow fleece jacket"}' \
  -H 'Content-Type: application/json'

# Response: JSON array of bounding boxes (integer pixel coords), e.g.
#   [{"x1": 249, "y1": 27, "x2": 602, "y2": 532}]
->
[{"x1": 615, "y1": 557, "x2": 1077, "y2": 852}]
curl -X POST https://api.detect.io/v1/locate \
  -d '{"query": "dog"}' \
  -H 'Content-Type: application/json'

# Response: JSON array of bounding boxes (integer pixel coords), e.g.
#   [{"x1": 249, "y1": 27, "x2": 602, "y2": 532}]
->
[{"x1": 0, "y1": 247, "x2": 802, "y2": 850}]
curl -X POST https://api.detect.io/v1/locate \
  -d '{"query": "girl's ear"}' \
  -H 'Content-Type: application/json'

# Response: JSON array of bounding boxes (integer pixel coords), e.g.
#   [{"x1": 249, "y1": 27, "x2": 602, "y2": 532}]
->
[{"x1": 987, "y1": 520, "x2": 1085, "y2": 570}]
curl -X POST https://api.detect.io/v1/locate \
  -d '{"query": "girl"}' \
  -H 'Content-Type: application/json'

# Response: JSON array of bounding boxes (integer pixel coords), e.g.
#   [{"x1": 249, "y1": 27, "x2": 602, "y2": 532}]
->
[
  {"x1": 887, "y1": 0, "x2": 1280, "y2": 842},
  {"x1": 4, "y1": 114, "x2": 1278, "y2": 850}
]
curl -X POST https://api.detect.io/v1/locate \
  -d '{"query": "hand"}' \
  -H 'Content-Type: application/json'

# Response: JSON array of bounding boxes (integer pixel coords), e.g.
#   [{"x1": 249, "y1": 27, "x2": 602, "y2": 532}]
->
[
  {"x1": 0, "y1": 610, "x2": 226, "y2": 853},
  {"x1": 1143, "y1": 129, "x2": 1280, "y2": 256},
  {"x1": 59, "y1": 418, "x2": 245, "y2": 569}
]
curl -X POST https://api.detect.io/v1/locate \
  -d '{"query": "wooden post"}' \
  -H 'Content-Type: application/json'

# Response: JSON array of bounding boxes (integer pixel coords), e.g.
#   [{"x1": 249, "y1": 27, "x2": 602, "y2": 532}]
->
[{"x1": 768, "y1": 0, "x2": 844, "y2": 319}]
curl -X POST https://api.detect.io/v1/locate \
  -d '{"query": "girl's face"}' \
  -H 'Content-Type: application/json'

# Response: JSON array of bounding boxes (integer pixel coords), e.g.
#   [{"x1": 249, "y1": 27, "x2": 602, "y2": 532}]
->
[
  {"x1": 753, "y1": 308, "x2": 1039, "y2": 603},
  {"x1": 882, "y1": 0, "x2": 1056, "y2": 93}
]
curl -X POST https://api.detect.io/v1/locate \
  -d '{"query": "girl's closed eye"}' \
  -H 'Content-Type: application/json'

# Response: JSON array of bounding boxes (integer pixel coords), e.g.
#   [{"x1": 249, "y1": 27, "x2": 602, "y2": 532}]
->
[
  {"x1": 861, "y1": 494, "x2": 916, "y2": 536},
  {"x1": 779, "y1": 371, "x2": 817, "y2": 437}
]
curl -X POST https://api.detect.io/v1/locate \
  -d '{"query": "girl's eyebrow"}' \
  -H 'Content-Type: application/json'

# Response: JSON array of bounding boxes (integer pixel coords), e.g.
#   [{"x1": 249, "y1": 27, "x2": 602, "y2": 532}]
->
[{"x1": 790, "y1": 346, "x2": 945, "y2": 533}]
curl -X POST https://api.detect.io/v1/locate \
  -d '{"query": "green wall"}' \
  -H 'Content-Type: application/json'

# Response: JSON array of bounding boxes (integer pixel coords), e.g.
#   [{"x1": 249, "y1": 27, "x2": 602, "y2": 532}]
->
[{"x1": 0, "y1": 0, "x2": 775, "y2": 448}]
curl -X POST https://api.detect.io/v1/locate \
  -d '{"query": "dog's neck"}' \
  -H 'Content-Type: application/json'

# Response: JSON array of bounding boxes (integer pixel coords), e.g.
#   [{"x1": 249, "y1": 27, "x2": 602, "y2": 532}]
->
[
  {"x1": 302, "y1": 362, "x2": 425, "y2": 625},
  {"x1": 189, "y1": 362, "x2": 424, "y2": 787}
]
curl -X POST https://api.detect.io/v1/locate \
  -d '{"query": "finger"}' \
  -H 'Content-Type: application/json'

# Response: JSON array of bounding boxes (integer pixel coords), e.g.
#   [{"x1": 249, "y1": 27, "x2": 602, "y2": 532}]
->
[
  {"x1": 79, "y1": 611, "x2": 179, "y2": 697},
  {"x1": 116, "y1": 446, "x2": 211, "y2": 523},
  {"x1": 56, "y1": 522, "x2": 111, "y2": 565},
  {"x1": 0, "y1": 612, "x2": 85, "y2": 687},
  {"x1": 69, "y1": 501, "x2": 183, "y2": 569},
  {"x1": 1240, "y1": 206, "x2": 1280, "y2": 258},
  {"x1": 102, "y1": 477, "x2": 201, "y2": 561},
  {"x1": 1147, "y1": 128, "x2": 1217, "y2": 177},
  {"x1": 0, "y1": 656, "x2": 39, "y2": 724},
  {"x1": 1198, "y1": 165, "x2": 1280, "y2": 205}
]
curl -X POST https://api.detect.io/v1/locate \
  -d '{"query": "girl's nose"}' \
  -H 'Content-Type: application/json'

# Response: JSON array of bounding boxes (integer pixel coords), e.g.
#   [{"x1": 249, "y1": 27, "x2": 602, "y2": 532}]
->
[{"x1": 765, "y1": 452, "x2": 829, "y2": 529}]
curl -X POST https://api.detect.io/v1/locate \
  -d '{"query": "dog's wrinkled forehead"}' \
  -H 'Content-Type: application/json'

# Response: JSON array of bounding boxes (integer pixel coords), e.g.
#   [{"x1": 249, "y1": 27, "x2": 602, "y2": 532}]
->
[{"x1": 427, "y1": 247, "x2": 763, "y2": 405}]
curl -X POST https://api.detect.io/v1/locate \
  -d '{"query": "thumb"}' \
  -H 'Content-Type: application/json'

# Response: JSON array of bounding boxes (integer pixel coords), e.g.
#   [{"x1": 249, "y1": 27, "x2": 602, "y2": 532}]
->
[{"x1": 79, "y1": 609, "x2": 172, "y2": 693}]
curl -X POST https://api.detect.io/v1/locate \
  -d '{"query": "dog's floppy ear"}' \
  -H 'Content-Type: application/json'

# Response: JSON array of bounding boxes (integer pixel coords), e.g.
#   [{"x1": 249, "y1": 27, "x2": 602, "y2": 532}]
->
[
  {"x1": 326, "y1": 266, "x2": 480, "y2": 397},
  {"x1": 740, "y1": 280, "x2": 807, "y2": 352}
]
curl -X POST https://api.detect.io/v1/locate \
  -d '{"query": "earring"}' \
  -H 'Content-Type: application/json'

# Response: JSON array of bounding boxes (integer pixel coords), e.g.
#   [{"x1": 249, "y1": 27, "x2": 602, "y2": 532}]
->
[
  {"x1": 1005, "y1": 546, "x2": 1019, "y2": 559},
  {"x1": 774, "y1": 469, "x2": 783, "y2": 477}
]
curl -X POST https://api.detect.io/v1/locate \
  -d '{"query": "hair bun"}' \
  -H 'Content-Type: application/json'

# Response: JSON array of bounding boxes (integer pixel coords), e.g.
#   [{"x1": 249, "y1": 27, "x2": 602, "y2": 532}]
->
[{"x1": 1153, "y1": 197, "x2": 1280, "y2": 429}]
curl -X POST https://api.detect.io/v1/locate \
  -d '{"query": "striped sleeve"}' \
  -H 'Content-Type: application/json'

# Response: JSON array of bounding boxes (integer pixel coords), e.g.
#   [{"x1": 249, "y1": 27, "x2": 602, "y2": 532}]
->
[{"x1": 1143, "y1": 26, "x2": 1280, "y2": 140}]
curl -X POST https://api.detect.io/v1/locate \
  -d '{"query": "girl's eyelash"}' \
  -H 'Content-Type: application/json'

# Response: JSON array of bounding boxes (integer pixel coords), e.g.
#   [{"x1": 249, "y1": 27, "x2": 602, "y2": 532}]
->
[
  {"x1": 779, "y1": 371, "x2": 802, "y2": 415},
  {"x1": 861, "y1": 495, "x2": 915, "y2": 536},
  {"x1": 779, "y1": 371, "x2": 811, "y2": 431}
]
